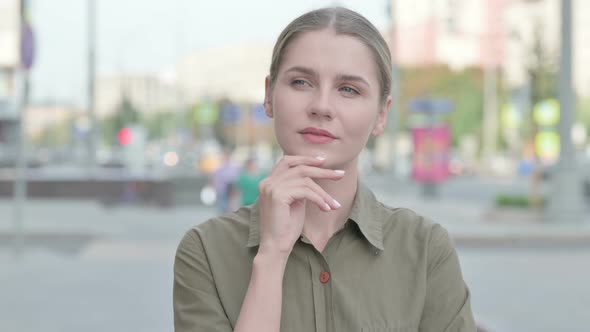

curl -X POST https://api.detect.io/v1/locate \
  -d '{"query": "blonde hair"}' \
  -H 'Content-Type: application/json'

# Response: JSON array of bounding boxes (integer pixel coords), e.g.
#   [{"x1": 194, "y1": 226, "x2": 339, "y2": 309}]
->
[{"x1": 269, "y1": 7, "x2": 392, "y2": 104}]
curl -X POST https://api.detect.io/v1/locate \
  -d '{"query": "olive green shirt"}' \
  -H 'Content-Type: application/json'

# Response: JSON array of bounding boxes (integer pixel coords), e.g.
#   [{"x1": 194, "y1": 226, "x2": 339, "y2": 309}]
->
[{"x1": 173, "y1": 182, "x2": 476, "y2": 331}]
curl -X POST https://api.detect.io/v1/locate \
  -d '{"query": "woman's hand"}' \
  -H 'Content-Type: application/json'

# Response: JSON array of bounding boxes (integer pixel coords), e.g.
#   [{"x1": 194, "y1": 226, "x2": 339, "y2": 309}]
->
[{"x1": 256, "y1": 155, "x2": 344, "y2": 257}]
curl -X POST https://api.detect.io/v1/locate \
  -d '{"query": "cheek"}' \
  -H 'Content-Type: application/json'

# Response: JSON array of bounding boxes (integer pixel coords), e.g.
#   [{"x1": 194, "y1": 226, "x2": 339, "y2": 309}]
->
[
  {"x1": 271, "y1": 89, "x2": 308, "y2": 128},
  {"x1": 272, "y1": 88, "x2": 301, "y2": 115},
  {"x1": 342, "y1": 109, "x2": 378, "y2": 138},
  {"x1": 270, "y1": 93, "x2": 299, "y2": 153}
]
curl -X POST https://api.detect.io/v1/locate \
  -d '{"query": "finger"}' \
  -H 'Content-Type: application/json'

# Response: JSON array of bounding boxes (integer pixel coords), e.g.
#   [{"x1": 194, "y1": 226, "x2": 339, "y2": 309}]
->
[
  {"x1": 280, "y1": 177, "x2": 340, "y2": 210},
  {"x1": 281, "y1": 164, "x2": 345, "y2": 182},
  {"x1": 280, "y1": 186, "x2": 332, "y2": 211},
  {"x1": 271, "y1": 155, "x2": 326, "y2": 174},
  {"x1": 300, "y1": 177, "x2": 341, "y2": 209}
]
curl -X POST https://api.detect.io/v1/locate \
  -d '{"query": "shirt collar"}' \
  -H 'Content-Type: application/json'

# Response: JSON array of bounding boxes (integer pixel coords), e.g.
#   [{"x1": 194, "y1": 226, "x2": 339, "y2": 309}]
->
[{"x1": 246, "y1": 180, "x2": 384, "y2": 251}]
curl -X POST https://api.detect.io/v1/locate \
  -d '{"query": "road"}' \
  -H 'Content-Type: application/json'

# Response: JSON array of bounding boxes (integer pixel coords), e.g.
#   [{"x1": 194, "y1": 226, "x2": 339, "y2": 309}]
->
[{"x1": 1, "y1": 174, "x2": 589, "y2": 331}]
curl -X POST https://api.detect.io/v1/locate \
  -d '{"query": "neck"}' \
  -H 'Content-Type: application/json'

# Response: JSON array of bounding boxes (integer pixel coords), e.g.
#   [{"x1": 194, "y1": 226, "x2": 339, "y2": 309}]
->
[{"x1": 302, "y1": 163, "x2": 358, "y2": 247}]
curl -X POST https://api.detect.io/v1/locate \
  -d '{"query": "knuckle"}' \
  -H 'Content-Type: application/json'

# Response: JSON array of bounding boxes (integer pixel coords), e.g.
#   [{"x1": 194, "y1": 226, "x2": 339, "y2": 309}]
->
[
  {"x1": 281, "y1": 155, "x2": 293, "y2": 164},
  {"x1": 291, "y1": 166, "x2": 303, "y2": 176},
  {"x1": 258, "y1": 179, "x2": 270, "y2": 193},
  {"x1": 269, "y1": 188, "x2": 284, "y2": 201}
]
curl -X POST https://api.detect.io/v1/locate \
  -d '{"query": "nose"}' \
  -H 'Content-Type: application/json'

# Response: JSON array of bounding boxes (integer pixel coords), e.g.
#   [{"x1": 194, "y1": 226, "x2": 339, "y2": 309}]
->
[{"x1": 307, "y1": 89, "x2": 333, "y2": 120}]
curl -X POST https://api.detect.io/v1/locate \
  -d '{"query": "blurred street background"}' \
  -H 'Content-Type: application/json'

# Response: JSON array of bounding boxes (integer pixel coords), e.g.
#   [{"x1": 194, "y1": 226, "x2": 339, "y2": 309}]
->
[{"x1": 1, "y1": 0, "x2": 590, "y2": 331}]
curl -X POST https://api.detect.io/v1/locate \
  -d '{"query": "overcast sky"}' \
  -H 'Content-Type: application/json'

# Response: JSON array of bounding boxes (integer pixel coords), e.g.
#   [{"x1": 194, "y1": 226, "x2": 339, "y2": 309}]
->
[{"x1": 28, "y1": 0, "x2": 390, "y2": 107}]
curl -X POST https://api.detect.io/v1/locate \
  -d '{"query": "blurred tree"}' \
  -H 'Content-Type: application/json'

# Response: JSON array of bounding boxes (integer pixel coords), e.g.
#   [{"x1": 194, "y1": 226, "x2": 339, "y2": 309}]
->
[
  {"x1": 524, "y1": 20, "x2": 558, "y2": 142},
  {"x1": 578, "y1": 98, "x2": 590, "y2": 134},
  {"x1": 213, "y1": 99, "x2": 231, "y2": 147},
  {"x1": 142, "y1": 108, "x2": 179, "y2": 140},
  {"x1": 400, "y1": 65, "x2": 485, "y2": 146},
  {"x1": 100, "y1": 95, "x2": 141, "y2": 146},
  {"x1": 33, "y1": 116, "x2": 73, "y2": 147},
  {"x1": 517, "y1": 21, "x2": 590, "y2": 149},
  {"x1": 436, "y1": 69, "x2": 486, "y2": 147},
  {"x1": 185, "y1": 101, "x2": 202, "y2": 138}
]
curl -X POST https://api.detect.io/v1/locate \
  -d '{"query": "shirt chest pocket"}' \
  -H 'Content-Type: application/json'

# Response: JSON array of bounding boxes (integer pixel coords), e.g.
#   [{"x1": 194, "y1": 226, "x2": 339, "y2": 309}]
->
[{"x1": 361, "y1": 328, "x2": 418, "y2": 332}]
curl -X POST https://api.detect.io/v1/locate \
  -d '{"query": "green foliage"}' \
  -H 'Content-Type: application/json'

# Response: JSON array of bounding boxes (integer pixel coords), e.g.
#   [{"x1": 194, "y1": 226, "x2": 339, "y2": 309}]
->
[
  {"x1": 142, "y1": 110, "x2": 180, "y2": 140},
  {"x1": 495, "y1": 194, "x2": 546, "y2": 208},
  {"x1": 525, "y1": 20, "x2": 558, "y2": 143},
  {"x1": 185, "y1": 102, "x2": 202, "y2": 138},
  {"x1": 577, "y1": 98, "x2": 590, "y2": 132},
  {"x1": 100, "y1": 95, "x2": 141, "y2": 146},
  {"x1": 400, "y1": 65, "x2": 484, "y2": 146},
  {"x1": 32, "y1": 117, "x2": 73, "y2": 147},
  {"x1": 527, "y1": 25, "x2": 558, "y2": 104}
]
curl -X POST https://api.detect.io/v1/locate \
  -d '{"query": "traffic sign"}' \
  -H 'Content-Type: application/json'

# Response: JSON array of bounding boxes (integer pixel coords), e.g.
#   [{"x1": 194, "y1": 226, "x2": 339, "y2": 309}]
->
[
  {"x1": 407, "y1": 98, "x2": 454, "y2": 113},
  {"x1": 21, "y1": 22, "x2": 35, "y2": 70},
  {"x1": 220, "y1": 102, "x2": 240, "y2": 124},
  {"x1": 501, "y1": 103, "x2": 522, "y2": 129},
  {"x1": 251, "y1": 103, "x2": 269, "y2": 123},
  {"x1": 535, "y1": 130, "x2": 560, "y2": 162},
  {"x1": 534, "y1": 99, "x2": 559, "y2": 127},
  {"x1": 195, "y1": 102, "x2": 219, "y2": 125}
]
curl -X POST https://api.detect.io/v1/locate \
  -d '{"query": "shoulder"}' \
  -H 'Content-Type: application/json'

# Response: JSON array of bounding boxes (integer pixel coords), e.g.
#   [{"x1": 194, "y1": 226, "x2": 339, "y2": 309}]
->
[
  {"x1": 378, "y1": 202, "x2": 442, "y2": 234},
  {"x1": 376, "y1": 203, "x2": 453, "y2": 254},
  {"x1": 178, "y1": 206, "x2": 253, "y2": 252}
]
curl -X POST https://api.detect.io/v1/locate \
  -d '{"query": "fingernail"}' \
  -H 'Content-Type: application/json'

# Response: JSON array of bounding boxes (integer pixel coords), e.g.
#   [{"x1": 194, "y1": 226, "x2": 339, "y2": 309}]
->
[
  {"x1": 324, "y1": 203, "x2": 331, "y2": 211},
  {"x1": 333, "y1": 199, "x2": 341, "y2": 208},
  {"x1": 334, "y1": 170, "x2": 345, "y2": 174},
  {"x1": 315, "y1": 156, "x2": 326, "y2": 161}
]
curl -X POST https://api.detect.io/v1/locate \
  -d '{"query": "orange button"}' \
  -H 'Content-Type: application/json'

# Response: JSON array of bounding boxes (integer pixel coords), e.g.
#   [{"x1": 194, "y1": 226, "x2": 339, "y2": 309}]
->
[{"x1": 319, "y1": 271, "x2": 331, "y2": 283}]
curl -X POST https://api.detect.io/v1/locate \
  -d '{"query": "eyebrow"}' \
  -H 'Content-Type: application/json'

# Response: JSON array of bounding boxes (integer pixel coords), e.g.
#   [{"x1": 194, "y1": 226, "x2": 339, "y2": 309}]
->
[
  {"x1": 284, "y1": 66, "x2": 371, "y2": 88},
  {"x1": 335, "y1": 74, "x2": 371, "y2": 88}
]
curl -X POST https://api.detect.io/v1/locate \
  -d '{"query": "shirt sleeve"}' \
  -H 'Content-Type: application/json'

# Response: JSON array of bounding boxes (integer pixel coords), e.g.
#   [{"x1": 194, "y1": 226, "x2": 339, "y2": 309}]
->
[
  {"x1": 173, "y1": 230, "x2": 233, "y2": 332},
  {"x1": 419, "y1": 224, "x2": 477, "y2": 332}
]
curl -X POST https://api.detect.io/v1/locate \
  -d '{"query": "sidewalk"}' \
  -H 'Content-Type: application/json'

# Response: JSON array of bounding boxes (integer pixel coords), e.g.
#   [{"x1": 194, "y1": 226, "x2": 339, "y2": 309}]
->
[
  {"x1": 0, "y1": 198, "x2": 217, "y2": 255},
  {"x1": 2, "y1": 174, "x2": 590, "y2": 249},
  {"x1": 2, "y1": 181, "x2": 590, "y2": 331},
  {"x1": 364, "y1": 174, "x2": 590, "y2": 248}
]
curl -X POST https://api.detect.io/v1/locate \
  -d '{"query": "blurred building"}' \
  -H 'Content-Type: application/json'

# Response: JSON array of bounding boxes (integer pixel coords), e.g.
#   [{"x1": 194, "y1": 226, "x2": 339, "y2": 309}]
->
[
  {"x1": 503, "y1": 0, "x2": 590, "y2": 97},
  {"x1": 175, "y1": 42, "x2": 272, "y2": 104},
  {"x1": 391, "y1": 0, "x2": 590, "y2": 97},
  {"x1": 393, "y1": 0, "x2": 508, "y2": 69},
  {"x1": 95, "y1": 72, "x2": 184, "y2": 117},
  {"x1": 24, "y1": 104, "x2": 80, "y2": 140},
  {"x1": 0, "y1": 0, "x2": 21, "y2": 164},
  {"x1": 0, "y1": 0, "x2": 19, "y2": 69}
]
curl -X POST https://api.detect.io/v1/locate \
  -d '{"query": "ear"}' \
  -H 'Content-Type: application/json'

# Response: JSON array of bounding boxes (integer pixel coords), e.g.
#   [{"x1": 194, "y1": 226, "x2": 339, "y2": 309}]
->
[
  {"x1": 371, "y1": 96, "x2": 392, "y2": 136},
  {"x1": 264, "y1": 76, "x2": 273, "y2": 118}
]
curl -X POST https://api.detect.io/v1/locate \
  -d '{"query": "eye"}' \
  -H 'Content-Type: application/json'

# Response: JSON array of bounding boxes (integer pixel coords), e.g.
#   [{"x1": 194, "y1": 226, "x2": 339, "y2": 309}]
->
[
  {"x1": 291, "y1": 79, "x2": 309, "y2": 87},
  {"x1": 339, "y1": 86, "x2": 360, "y2": 95}
]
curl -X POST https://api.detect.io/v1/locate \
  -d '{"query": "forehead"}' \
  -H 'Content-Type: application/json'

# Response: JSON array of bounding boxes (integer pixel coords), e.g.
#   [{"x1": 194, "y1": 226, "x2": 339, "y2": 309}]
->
[{"x1": 279, "y1": 29, "x2": 379, "y2": 83}]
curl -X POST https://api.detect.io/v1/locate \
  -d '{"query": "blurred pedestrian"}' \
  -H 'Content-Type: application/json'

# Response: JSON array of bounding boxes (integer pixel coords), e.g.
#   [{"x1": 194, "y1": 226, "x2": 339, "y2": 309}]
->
[
  {"x1": 236, "y1": 157, "x2": 267, "y2": 206},
  {"x1": 210, "y1": 149, "x2": 239, "y2": 213},
  {"x1": 175, "y1": 7, "x2": 475, "y2": 332}
]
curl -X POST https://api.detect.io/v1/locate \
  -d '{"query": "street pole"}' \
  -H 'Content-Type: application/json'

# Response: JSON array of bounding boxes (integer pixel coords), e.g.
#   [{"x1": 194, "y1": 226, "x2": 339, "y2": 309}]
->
[
  {"x1": 13, "y1": 0, "x2": 31, "y2": 258},
  {"x1": 13, "y1": 74, "x2": 28, "y2": 259},
  {"x1": 388, "y1": 0, "x2": 400, "y2": 177},
  {"x1": 481, "y1": 0, "x2": 499, "y2": 174},
  {"x1": 546, "y1": 0, "x2": 585, "y2": 223},
  {"x1": 86, "y1": 0, "x2": 97, "y2": 175},
  {"x1": 482, "y1": 64, "x2": 498, "y2": 169}
]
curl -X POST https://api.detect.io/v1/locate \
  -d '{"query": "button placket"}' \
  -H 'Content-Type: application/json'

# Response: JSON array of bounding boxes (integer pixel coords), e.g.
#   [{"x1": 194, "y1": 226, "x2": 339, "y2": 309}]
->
[{"x1": 307, "y1": 248, "x2": 333, "y2": 332}]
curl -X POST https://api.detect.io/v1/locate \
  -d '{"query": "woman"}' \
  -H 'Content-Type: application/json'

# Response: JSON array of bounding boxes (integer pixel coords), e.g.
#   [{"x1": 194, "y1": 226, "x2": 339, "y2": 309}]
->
[
  {"x1": 236, "y1": 157, "x2": 268, "y2": 206},
  {"x1": 174, "y1": 7, "x2": 476, "y2": 332}
]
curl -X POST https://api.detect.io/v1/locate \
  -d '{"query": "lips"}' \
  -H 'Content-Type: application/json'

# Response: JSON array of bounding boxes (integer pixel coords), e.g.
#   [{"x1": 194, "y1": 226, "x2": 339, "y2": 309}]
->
[
  {"x1": 299, "y1": 127, "x2": 337, "y2": 144},
  {"x1": 299, "y1": 127, "x2": 336, "y2": 138}
]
